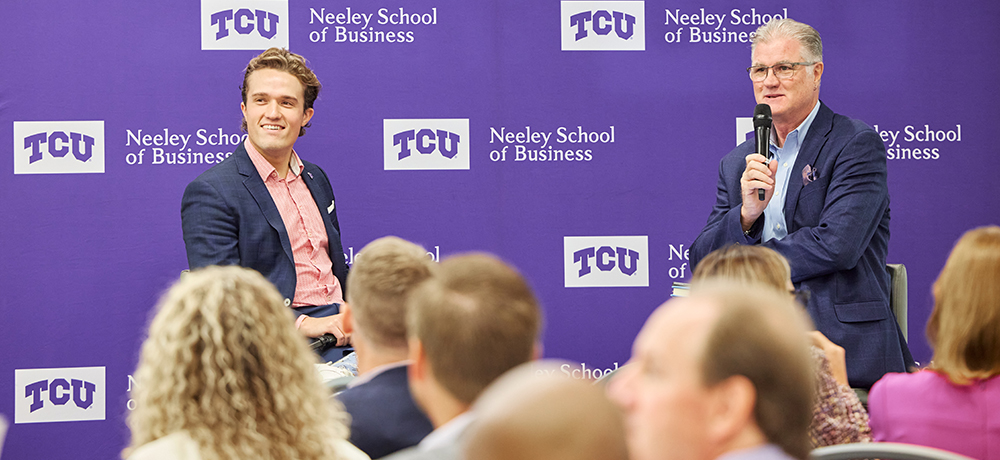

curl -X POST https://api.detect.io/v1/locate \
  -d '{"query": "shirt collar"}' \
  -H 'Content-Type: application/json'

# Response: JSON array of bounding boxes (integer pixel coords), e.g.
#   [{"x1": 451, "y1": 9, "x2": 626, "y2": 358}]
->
[
  {"x1": 347, "y1": 360, "x2": 411, "y2": 389},
  {"x1": 771, "y1": 100, "x2": 821, "y2": 148},
  {"x1": 718, "y1": 444, "x2": 793, "y2": 460},
  {"x1": 244, "y1": 138, "x2": 303, "y2": 181},
  {"x1": 418, "y1": 411, "x2": 475, "y2": 451}
]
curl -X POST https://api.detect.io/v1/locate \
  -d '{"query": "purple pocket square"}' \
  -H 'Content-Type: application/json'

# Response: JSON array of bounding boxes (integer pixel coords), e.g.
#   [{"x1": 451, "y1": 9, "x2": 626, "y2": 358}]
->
[{"x1": 802, "y1": 165, "x2": 819, "y2": 186}]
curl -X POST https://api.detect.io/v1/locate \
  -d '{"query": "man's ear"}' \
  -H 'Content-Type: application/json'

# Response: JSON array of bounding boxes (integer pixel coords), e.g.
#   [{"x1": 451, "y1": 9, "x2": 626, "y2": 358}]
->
[
  {"x1": 341, "y1": 302, "x2": 354, "y2": 334},
  {"x1": 408, "y1": 337, "x2": 427, "y2": 382},
  {"x1": 705, "y1": 375, "x2": 758, "y2": 444}
]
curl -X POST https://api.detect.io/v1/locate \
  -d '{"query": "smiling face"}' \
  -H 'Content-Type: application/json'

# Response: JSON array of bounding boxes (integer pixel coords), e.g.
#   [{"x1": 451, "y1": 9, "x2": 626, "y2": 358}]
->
[
  {"x1": 240, "y1": 68, "x2": 314, "y2": 161},
  {"x1": 751, "y1": 37, "x2": 822, "y2": 131}
]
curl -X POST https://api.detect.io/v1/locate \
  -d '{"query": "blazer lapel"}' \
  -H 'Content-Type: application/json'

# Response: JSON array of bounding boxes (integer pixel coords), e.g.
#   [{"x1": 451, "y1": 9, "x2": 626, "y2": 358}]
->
[
  {"x1": 784, "y1": 102, "x2": 833, "y2": 224},
  {"x1": 301, "y1": 163, "x2": 338, "y2": 240},
  {"x1": 235, "y1": 146, "x2": 295, "y2": 265}
]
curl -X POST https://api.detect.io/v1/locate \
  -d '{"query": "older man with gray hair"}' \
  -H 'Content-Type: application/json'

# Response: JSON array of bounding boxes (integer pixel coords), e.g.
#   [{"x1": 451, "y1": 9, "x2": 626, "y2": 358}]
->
[{"x1": 689, "y1": 18, "x2": 912, "y2": 388}]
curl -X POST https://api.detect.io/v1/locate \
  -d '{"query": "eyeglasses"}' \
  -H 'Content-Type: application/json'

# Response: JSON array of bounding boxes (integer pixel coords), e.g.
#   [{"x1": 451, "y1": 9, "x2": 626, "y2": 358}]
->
[
  {"x1": 747, "y1": 61, "x2": 816, "y2": 82},
  {"x1": 790, "y1": 288, "x2": 811, "y2": 307}
]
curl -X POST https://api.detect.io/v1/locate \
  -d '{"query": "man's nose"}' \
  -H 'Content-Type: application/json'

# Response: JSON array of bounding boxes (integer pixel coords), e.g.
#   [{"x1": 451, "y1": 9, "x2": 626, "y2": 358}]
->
[
  {"x1": 264, "y1": 101, "x2": 280, "y2": 117},
  {"x1": 762, "y1": 68, "x2": 780, "y2": 85}
]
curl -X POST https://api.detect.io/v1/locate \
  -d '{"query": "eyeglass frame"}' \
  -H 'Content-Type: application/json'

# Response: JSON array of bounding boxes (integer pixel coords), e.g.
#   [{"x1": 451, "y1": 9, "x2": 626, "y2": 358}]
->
[
  {"x1": 747, "y1": 61, "x2": 817, "y2": 82},
  {"x1": 790, "y1": 288, "x2": 811, "y2": 308}
]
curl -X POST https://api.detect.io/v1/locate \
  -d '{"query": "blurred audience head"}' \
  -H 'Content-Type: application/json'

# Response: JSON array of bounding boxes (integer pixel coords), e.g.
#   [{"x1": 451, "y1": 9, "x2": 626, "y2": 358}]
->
[
  {"x1": 464, "y1": 361, "x2": 628, "y2": 460},
  {"x1": 927, "y1": 225, "x2": 1000, "y2": 383},
  {"x1": 346, "y1": 236, "x2": 436, "y2": 350},
  {"x1": 691, "y1": 244, "x2": 792, "y2": 292},
  {"x1": 126, "y1": 266, "x2": 347, "y2": 460},
  {"x1": 406, "y1": 252, "x2": 542, "y2": 416},
  {"x1": 609, "y1": 283, "x2": 815, "y2": 460}
]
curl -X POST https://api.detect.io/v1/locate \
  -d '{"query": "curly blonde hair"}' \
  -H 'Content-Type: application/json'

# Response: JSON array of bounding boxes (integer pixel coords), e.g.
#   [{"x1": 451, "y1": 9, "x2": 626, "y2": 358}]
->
[{"x1": 125, "y1": 266, "x2": 349, "y2": 460}]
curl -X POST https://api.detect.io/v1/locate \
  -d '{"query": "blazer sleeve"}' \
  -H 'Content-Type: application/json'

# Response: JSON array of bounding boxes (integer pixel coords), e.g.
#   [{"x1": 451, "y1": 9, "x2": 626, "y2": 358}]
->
[
  {"x1": 690, "y1": 146, "x2": 760, "y2": 268},
  {"x1": 181, "y1": 177, "x2": 241, "y2": 269}
]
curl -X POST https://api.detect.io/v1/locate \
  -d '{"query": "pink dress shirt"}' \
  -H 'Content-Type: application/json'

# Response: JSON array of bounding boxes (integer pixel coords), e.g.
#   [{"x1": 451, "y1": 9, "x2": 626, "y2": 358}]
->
[{"x1": 245, "y1": 140, "x2": 343, "y2": 307}]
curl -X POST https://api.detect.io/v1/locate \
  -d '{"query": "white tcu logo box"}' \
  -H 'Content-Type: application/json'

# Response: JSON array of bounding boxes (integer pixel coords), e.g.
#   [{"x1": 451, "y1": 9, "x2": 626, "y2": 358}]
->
[
  {"x1": 736, "y1": 117, "x2": 755, "y2": 145},
  {"x1": 564, "y1": 236, "x2": 649, "y2": 287},
  {"x1": 13, "y1": 121, "x2": 105, "y2": 174},
  {"x1": 201, "y1": 0, "x2": 289, "y2": 50},
  {"x1": 384, "y1": 118, "x2": 470, "y2": 170},
  {"x1": 561, "y1": 1, "x2": 645, "y2": 51},
  {"x1": 15, "y1": 366, "x2": 106, "y2": 424}
]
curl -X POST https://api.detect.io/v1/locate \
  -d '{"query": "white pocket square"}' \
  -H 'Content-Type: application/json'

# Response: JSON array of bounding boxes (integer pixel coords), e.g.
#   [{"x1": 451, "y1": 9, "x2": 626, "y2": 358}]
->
[{"x1": 327, "y1": 200, "x2": 335, "y2": 213}]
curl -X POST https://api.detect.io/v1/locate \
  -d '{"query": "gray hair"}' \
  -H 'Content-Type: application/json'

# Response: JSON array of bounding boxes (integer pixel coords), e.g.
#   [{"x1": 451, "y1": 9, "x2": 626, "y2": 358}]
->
[{"x1": 751, "y1": 18, "x2": 823, "y2": 63}]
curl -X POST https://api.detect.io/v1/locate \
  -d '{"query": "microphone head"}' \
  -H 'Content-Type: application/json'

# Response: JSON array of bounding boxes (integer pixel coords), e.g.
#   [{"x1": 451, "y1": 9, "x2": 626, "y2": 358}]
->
[{"x1": 753, "y1": 103, "x2": 772, "y2": 128}]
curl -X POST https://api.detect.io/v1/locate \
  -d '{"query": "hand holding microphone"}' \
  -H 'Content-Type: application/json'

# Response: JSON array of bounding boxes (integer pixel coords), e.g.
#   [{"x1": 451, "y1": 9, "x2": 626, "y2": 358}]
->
[
  {"x1": 739, "y1": 104, "x2": 778, "y2": 233},
  {"x1": 754, "y1": 104, "x2": 773, "y2": 201}
]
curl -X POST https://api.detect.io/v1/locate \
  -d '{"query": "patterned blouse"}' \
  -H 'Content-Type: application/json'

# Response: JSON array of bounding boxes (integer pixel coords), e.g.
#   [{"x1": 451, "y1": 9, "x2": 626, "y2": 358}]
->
[{"x1": 809, "y1": 346, "x2": 873, "y2": 446}]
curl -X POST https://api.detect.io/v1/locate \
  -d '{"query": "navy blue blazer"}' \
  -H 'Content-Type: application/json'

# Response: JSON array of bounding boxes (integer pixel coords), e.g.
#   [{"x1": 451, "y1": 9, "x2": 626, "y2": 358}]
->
[
  {"x1": 690, "y1": 102, "x2": 910, "y2": 388},
  {"x1": 181, "y1": 143, "x2": 349, "y2": 303},
  {"x1": 336, "y1": 365, "x2": 434, "y2": 459}
]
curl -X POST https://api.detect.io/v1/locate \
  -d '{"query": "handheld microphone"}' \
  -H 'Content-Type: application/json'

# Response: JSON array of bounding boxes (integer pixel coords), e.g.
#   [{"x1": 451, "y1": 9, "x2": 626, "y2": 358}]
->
[
  {"x1": 753, "y1": 104, "x2": 772, "y2": 201},
  {"x1": 310, "y1": 333, "x2": 338, "y2": 351}
]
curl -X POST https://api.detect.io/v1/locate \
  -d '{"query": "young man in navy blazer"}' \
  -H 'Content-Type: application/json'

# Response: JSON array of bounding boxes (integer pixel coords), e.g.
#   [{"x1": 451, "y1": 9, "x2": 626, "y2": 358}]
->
[
  {"x1": 182, "y1": 48, "x2": 351, "y2": 361},
  {"x1": 690, "y1": 19, "x2": 913, "y2": 388},
  {"x1": 336, "y1": 237, "x2": 436, "y2": 459}
]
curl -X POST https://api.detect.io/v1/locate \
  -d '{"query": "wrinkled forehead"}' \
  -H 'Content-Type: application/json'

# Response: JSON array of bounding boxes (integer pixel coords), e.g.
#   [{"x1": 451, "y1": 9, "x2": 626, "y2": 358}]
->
[{"x1": 751, "y1": 36, "x2": 803, "y2": 65}]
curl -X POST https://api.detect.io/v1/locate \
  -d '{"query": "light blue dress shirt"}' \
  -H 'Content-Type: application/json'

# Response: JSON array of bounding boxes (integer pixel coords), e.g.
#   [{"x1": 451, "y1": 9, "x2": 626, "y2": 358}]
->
[{"x1": 762, "y1": 101, "x2": 821, "y2": 242}]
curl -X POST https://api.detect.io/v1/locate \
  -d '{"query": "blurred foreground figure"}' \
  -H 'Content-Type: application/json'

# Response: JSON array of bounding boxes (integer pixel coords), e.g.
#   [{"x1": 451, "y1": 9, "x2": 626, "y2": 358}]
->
[
  {"x1": 384, "y1": 253, "x2": 542, "y2": 460},
  {"x1": 869, "y1": 226, "x2": 1000, "y2": 460},
  {"x1": 337, "y1": 236, "x2": 436, "y2": 458},
  {"x1": 124, "y1": 266, "x2": 366, "y2": 460},
  {"x1": 609, "y1": 283, "x2": 815, "y2": 460},
  {"x1": 464, "y1": 361, "x2": 628, "y2": 460},
  {"x1": 691, "y1": 244, "x2": 871, "y2": 446}
]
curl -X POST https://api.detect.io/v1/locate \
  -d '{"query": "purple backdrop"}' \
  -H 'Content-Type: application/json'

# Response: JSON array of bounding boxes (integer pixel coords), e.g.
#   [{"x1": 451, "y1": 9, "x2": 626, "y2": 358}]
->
[{"x1": 2, "y1": 0, "x2": 998, "y2": 458}]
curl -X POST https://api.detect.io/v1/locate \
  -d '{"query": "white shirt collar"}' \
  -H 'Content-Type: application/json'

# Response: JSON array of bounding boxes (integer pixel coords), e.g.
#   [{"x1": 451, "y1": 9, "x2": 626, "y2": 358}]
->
[{"x1": 418, "y1": 411, "x2": 475, "y2": 451}]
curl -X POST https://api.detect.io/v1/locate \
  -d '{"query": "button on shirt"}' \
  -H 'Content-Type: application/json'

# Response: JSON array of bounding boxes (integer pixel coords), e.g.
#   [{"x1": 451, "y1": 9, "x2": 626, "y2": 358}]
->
[
  {"x1": 245, "y1": 140, "x2": 343, "y2": 307},
  {"x1": 762, "y1": 101, "x2": 821, "y2": 243}
]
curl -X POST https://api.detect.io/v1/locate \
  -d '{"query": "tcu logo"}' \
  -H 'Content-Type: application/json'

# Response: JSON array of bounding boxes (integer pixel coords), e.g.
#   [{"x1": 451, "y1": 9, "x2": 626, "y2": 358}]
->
[
  {"x1": 24, "y1": 379, "x2": 97, "y2": 412},
  {"x1": 13, "y1": 121, "x2": 105, "y2": 174},
  {"x1": 210, "y1": 9, "x2": 279, "y2": 39},
  {"x1": 561, "y1": 1, "x2": 645, "y2": 51},
  {"x1": 573, "y1": 246, "x2": 640, "y2": 276},
  {"x1": 15, "y1": 366, "x2": 106, "y2": 424},
  {"x1": 564, "y1": 236, "x2": 649, "y2": 287},
  {"x1": 201, "y1": 0, "x2": 289, "y2": 50},
  {"x1": 23, "y1": 131, "x2": 96, "y2": 163},
  {"x1": 384, "y1": 119, "x2": 470, "y2": 170},
  {"x1": 393, "y1": 129, "x2": 461, "y2": 160},
  {"x1": 569, "y1": 10, "x2": 636, "y2": 41},
  {"x1": 736, "y1": 117, "x2": 755, "y2": 145}
]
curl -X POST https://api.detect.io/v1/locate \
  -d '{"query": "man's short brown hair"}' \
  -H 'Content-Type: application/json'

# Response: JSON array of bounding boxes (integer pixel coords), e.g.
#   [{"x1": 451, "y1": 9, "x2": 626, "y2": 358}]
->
[
  {"x1": 346, "y1": 236, "x2": 436, "y2": 348},
  {"x1": 240, "y1": 47, "x2": 320, "y2": 136},
  {"x1": 407, "y1": 253, "x2": 542, "y2": 405},
  {"x1": 696, "y1": 283, "x2": 815, "y2": 460}
]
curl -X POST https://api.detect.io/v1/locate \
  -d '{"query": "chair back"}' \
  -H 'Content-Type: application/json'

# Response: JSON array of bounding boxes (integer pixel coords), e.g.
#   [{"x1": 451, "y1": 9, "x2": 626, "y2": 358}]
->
[
  {"x1": 811, "y1": 442, "x2": 975, "y2": 460},
  {"x1": 887, "y1": 263, "x2": 908, "y2": 342}
]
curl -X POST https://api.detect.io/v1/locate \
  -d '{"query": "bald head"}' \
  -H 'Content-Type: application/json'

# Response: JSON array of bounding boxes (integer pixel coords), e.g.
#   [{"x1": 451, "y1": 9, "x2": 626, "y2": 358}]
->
[
  {"x1": 465, "y1": 362, "x2": 628, "y2": 460},
  {"x1": 609, "y1": 283, "x2": 815, "y2": 460}
]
